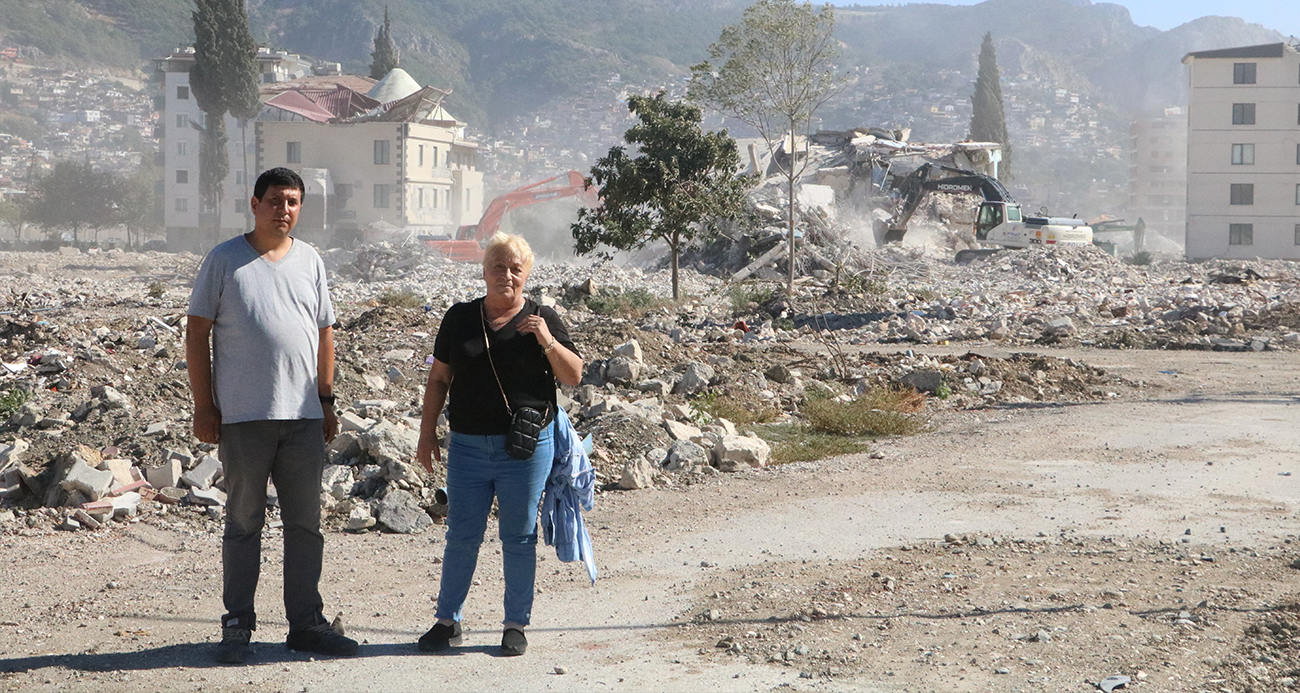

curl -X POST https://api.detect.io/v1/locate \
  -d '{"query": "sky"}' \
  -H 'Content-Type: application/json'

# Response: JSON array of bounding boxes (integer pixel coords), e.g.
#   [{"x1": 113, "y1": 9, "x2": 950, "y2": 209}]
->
[{"x1": 830, "y1": 1, "x2": 1300, "y2": 38}]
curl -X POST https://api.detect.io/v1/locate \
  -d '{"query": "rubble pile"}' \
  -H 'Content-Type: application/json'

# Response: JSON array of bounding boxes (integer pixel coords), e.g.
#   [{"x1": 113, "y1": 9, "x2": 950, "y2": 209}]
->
[{"x1": 0, "y1": 239, "x2": 1289, "y2": 535}]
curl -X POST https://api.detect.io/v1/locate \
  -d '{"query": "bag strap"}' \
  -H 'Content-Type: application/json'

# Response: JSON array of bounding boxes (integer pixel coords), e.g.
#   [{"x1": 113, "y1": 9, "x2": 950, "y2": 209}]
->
[
  {"x1": 480, "y1": 301, "x2": 553, "y2": 420},
  {"x1": 480, "y1": 301, "x2": 515, "y2": 417}
]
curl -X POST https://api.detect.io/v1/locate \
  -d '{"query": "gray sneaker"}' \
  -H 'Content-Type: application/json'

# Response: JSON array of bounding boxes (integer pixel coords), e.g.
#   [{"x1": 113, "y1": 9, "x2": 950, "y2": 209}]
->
[{"x1": 215, "y1": 627, "x2": 251, "y2": 664}]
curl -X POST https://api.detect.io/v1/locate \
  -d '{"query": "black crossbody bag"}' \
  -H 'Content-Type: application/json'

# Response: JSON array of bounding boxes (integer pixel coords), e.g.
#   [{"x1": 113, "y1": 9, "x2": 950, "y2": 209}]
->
[{"x1": 481, "y1": 304, "x2": 549, "y2": 460}]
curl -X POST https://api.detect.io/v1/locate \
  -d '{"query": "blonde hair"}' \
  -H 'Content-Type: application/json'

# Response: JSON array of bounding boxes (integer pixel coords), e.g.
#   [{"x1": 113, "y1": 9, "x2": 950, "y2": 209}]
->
[{"x1": 482, "y1": 233, "x2": 534, "y2": 271}]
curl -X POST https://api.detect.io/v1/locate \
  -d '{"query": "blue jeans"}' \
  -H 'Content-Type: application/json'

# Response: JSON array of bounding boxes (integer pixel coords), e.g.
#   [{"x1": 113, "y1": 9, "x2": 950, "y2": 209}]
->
[{"x1": 435, "y1": 426, "x2": 553, "y2": 626}]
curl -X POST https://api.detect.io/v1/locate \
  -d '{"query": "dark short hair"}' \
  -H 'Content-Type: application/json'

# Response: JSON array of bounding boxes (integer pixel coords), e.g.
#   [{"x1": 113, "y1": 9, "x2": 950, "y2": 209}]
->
[{"x1": 253, "y1": 167, "x2": 305, "y2": 199}]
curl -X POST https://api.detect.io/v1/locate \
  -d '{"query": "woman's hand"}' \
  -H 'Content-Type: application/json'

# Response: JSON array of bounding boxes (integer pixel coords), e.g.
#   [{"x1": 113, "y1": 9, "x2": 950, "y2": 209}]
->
[
  {"x1": 517, "y1": 314, "x2": 554, "y2": 348},
  {"x1": 417, "y1": 427, "x2": 441, "y2": 472}
]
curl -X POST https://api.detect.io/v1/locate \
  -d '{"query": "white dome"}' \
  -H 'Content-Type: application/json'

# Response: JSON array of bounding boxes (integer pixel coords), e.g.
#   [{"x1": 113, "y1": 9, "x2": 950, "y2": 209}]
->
[{"x1": 367, "y1": 68, "x2": 420, "y2": 104}]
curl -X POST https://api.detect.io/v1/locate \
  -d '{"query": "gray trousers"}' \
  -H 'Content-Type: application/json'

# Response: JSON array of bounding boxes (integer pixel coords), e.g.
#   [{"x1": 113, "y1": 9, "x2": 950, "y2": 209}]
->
[{"x1": 218, "y1": 418, "x2": 326, "y2": 632}]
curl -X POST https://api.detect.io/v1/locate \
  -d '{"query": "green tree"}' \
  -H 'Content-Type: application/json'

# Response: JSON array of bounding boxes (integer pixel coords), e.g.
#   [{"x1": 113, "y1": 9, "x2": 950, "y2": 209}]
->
[
  {"x1": 120, "y1": 163, "x2": 162, "y2": 248},
  {"x1": 370, "y1": 6, "x2": 400, "y2": 79},
  {"x1": 0, "y1": 198, "x2": 29, "y2": 241},
  {"x1": 572, "y1": 92, "x2": 752, "y2": 300},
  {"x1": 25, "y1": 161, "x2": 123, "y2": 244},
  {"x1": 689, "y1": 0, "x2": 845, "y2": 293},
  {"x1": 969, "y1": 32, "x2": 1012, "y2": 180},
  {"x1": 190, "y1": 0, "x2": 261, "y2": 246}
]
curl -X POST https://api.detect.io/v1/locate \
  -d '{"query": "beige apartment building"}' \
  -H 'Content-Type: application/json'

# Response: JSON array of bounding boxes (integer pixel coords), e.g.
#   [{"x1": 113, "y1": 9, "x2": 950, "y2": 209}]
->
[
  {"x1": 1183, "y1": 43, "x2": 1300, "y2": 260},
  {"x1": 1127, "y1": 108, "x2": 1187, "y2": 243},
  {"x1": 154, "y1": 48, "x2": 482, "y2": 252}
]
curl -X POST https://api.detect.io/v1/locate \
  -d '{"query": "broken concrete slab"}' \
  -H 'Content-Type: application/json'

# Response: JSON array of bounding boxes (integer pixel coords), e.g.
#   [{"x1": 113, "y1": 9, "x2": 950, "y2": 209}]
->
[
  {"x1": 663, "y1": 420, "x2": 702, "y2": 442},
  {"x1": 673, "y1": 362, "x2": 716, "y2": 395},
  {"x1": 60, "y1": 461, "x2": 115, "y2": 502},
  {"x1": 613, "y1": 339, "x2": 643, "y2": 364},
  {"x1": 619, "y1": 457, "x2": 654, "y2": 490},
  {"x1": 98, "y1": 459, "x2": 136, "y2": 488},
  {"x1": 666, "y1": 439, "x2": 709, "y2": 471},
  {"x1": 146, "y1": 458, "x2": 182, "y2": 490},
  {"x1": 180, "y1": 454, "x2": 222, "y2": 490},
  {"x1": 377, "y1": 489, "x2": 431, "y2": 534},
  {"x1": 187, "y1": 487, "x2": 226, "y2": 506},
  {"x1": 714, "y1": 435, "x2": 772, "y2": 472}
]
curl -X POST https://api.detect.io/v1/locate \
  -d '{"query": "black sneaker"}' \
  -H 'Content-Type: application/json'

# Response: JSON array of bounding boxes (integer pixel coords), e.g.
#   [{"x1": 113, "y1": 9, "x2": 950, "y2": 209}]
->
[
  {"x1": 418, "y1": 621, "x2": 463, "y2": 652},
  {"x1": 500, "y1": 628, "x2": 527, "y2": 656},
  {"x1": 286, "y1": 622, "x2": 359, "y2": 657},
  {"x1": 215, "y1": 627, "x2": 251, "y2": 664}
]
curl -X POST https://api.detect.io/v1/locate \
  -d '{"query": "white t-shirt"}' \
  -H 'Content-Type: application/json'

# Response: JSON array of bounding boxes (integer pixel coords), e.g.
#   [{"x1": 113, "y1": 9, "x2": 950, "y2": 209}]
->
[{"x1": 188, "y1": 234, "x2": 335, "y2": 424}]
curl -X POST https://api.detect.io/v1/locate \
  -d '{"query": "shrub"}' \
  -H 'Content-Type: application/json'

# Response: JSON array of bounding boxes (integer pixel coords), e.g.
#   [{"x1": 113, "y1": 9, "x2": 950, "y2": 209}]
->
[
  {"x1": 802, "y1": 386, "x2": 927, "y2": 436},
  {"x1": 582, "y1": 287, "x2": 666, "y2": 318},
  {"x1": 727, "y1": 283, "x2": 776, "y2": 315},
  {"x1": 0, "y1": 388, "x2": 30, "y2": 419},
  {"x1": 377, "y1": 290, "x2": 424, "y2": 308},
  {"x1": 146, "y1": 281, "x2": 166, "y2": 299},
  {"x1": 695, "y1": 391, "x2": 780, "y2": 425},
  {"x1": 754, "y1": 423, "x2": 871, "y2": 465}
]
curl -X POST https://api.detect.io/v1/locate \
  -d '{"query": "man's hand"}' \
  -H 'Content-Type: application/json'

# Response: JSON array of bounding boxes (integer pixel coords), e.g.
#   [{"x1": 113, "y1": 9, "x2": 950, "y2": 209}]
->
[
  {"x1": 416, "y1": 428, "x2": 441, "y2": 473},
  {"x1": 323, "y1": 407, "x2": 339, "y2": 443},
  {"x1": 193, "y1": 404, "x2": 221, "y2": 444}
]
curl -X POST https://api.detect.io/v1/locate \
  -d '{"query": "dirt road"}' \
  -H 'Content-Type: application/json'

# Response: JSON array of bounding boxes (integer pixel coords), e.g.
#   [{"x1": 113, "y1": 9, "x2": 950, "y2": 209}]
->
[{"x1": 2, "y1": 347, "x2": 1299, "y2": 693}]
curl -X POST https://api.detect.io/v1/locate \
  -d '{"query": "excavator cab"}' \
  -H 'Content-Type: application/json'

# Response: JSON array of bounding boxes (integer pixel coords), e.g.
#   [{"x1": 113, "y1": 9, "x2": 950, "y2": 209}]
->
[
  {"x1": 975, "y1": 202, "x2": 1021, "y2": 240},
  {"x1": 975, "y1": 202, "x2": 1003, "y2": 240}
]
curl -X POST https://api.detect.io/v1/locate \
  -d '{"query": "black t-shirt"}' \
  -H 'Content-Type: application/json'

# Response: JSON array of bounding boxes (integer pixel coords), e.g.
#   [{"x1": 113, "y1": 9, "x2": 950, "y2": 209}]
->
[{"x1": 433, "y1": 297, "x2": 579, "y2": 435}]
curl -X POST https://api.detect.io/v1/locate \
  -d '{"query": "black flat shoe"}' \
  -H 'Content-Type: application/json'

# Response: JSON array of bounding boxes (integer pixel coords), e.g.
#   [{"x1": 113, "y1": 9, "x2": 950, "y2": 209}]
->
[
  {"x1": 501, "y1": 627, "x2": 527, "y2": 656},
  {"x1": 419, "y1": 621, "x2": 463, "y2": 652}
]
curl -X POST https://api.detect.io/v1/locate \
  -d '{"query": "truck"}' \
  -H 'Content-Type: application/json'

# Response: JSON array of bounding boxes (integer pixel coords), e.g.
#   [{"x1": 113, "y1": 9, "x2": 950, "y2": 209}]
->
[
  {"x1": 876, "y1": 162, "x2": 1093, "y2": 263},
  {"x1": 422, "y1": 170, "x2": 600, "y2": 262}
]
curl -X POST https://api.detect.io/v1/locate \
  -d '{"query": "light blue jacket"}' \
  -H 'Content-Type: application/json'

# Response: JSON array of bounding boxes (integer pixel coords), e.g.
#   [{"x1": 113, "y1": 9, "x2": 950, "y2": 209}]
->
[{"x1": 541, "y1": 407, "x2": 597, "y2": 584}]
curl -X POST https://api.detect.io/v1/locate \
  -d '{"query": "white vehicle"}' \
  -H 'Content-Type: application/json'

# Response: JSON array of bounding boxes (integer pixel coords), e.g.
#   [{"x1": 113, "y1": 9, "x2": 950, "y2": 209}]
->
[{"x1": 877, "y1": 163, "x2": 1093, "y2": 262}]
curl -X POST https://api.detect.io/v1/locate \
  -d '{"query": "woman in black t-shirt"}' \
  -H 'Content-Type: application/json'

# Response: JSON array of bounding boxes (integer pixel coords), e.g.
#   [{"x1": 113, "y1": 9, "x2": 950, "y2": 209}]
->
[{"x1": 415, "y1": 233, "x2": 582, "y2": 657}]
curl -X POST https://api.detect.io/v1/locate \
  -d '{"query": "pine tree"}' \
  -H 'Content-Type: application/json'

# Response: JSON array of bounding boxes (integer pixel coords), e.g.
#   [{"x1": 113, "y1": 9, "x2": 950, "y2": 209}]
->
[
  {"x1": 191, "y1": 0, "x2": 261, "y2": 245},
  {"x1": 370, "y1": 6, "x2": 400, "y2": 79},
  {"x1": 969, "y1": 32, "x2": 1012, "y2": 180}
]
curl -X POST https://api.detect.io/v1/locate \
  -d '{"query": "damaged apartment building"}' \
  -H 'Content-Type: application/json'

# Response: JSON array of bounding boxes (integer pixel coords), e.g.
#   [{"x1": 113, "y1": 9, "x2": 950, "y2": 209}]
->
[{"x1": 153, "y1": 47, "x2": 484, "y2": 252}]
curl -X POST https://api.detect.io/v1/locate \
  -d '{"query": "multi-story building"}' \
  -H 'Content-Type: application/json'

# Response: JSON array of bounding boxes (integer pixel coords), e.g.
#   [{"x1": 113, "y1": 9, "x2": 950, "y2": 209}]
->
[
  {"x1": 1127, "y1": 107, "x2": 1187, "y2": 243},
  {"x1": 153, "y1": 48, "x2": 482, "y2": 252},
  {"x1": 1182, "y1": 42, "x2": 1300, "y2": 260}
]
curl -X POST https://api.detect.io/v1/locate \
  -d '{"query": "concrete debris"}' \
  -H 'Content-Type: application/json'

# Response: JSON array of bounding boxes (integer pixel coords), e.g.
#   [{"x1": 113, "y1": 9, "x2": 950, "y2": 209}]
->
[
  {"x1": 713, "y1": 435, "x2": 772, "y2": 472},
  {"x1": 345, "y1": 504, "x2": 376, "y2": 532},
  {"x1": 619, "y1": 457, "x2": 655, "y2": 490},
  {"x1": 179, "y1": 454, "x2": 222, "y2": 490},
  {"x1": 376, "y1": 489, "x2": 432, "y2": 534}
]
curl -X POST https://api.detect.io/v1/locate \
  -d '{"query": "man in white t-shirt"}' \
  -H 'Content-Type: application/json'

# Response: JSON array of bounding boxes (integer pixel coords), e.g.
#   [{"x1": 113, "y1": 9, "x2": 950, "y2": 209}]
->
[{"x1": 186, "y1": 167, "x2": 356, "y2": 664}]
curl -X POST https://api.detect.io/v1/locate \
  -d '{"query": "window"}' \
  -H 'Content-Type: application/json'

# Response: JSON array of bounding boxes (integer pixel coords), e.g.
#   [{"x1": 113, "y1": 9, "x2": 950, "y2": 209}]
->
[
  {"x1": 1230, "y1": 183, "x2": 1254, "y2": 205},
  {"x1": 417, "y1": 187, "x2": 424, "y2": 209},
  {"x1": 234, "y1": 198, "x2": 245, "y2": 213},
  {"x1": 175, "y1": 169, "x2": 188, "y2": 184},
  {"x1": 431, "y1": 187, "x2": 438, "y2": 209},
  {"x1": 1296, "y1": 103, "x2": 1300, "y2": 125},
  {"x1": 418, "y1": 145, "x2": 425, "y2": 167},
  {"x1": 286, "y1": 141, "x2": 301, "y2": 164},
  {"x1": 1296, "y1": 184, "x2": 1300, "y2": 205},
  {"x1": 176, "y1": 141, "x2": 187, "y2": 156},
  {"x1": 235, "y1": 171, "x2": 244, "y2": 185},
  {"x1": 431, "y1": 146, "x2": 439, "y2": 168},
  {"x1": 373, "y1": 184, "x2": 390, "y2": 208},
  {"x1": 373, "y1": 140, "x2": 390, "y2": 165},
  {"x1": 1233, "y1": 62, "x2": 1256, "y2": 84},
  {"x1": 176, "y1": 113, "x2": 188, "y2": 129},
  {"x1": 176, "y1": 86, "x2": 189, "y2": 100},
  {"x1": 1232, "y1": 103, "x2": 1256, "y2": 125},
  {"x1": 1296, "y1": 143, "x2": 1300, "y2": 164},
  {"x1": 1229, "y1": 223, "x2": 1253, "y2": 245},
  {"x1": 1295, "y1": 223, "x2": 1300, "y2": 245},
  {"x1": 1231, "y1": 144, "x2": 1255, "y2": 165},
  {"x1": 174, "y1": 198, "x2": 188, "y2": 213}
]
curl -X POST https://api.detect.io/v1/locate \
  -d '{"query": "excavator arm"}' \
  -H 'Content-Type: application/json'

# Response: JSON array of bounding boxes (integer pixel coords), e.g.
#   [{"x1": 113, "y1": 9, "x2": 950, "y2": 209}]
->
[
  {"x1": 425, "y1": 170, "x2": 599, "y2": 261},
  {"x1": 456, "y1": 170, "x2": 599, "y2": 242},
  {"x1": 879, "y1": 163, "x2": 1015, "y2": 243}
]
